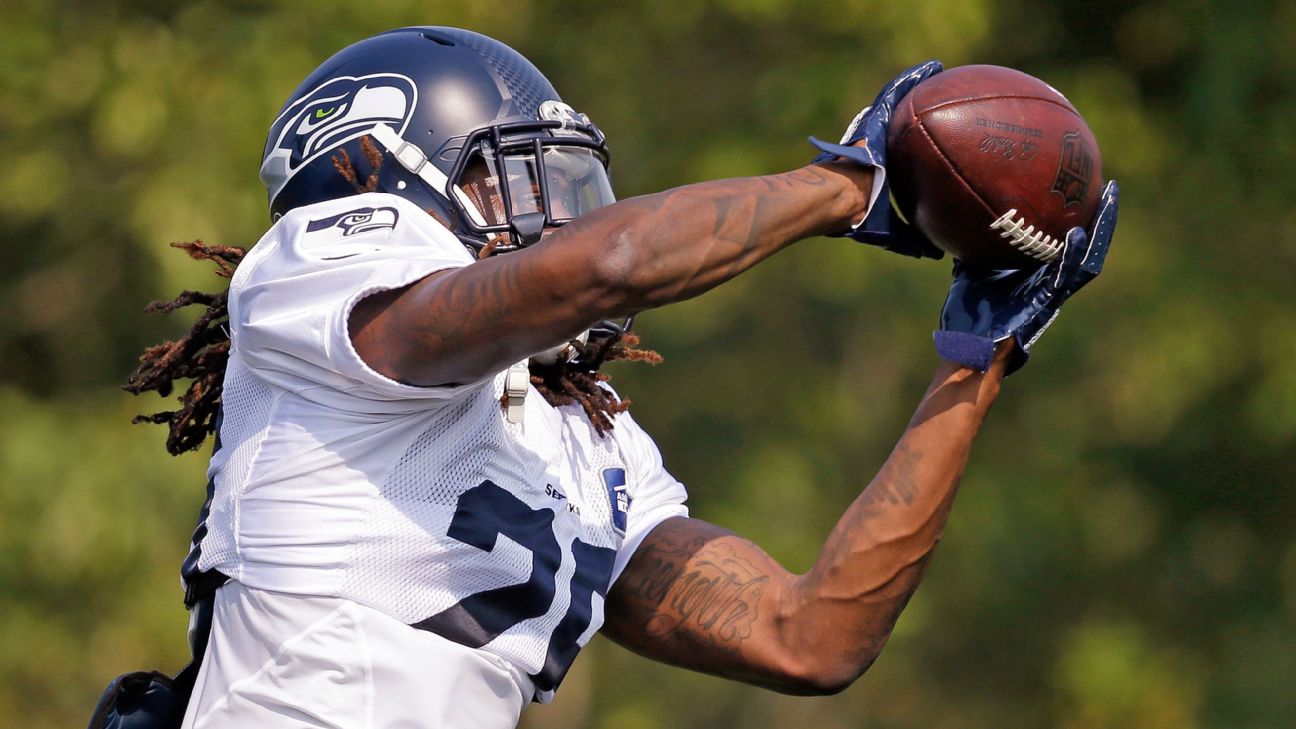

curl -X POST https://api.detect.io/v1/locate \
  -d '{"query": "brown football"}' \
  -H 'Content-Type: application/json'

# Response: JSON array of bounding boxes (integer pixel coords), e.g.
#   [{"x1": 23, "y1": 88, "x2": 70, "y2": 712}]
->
[{"x1": 886, "y1": 65, "x2": 1103, "y2": 268}]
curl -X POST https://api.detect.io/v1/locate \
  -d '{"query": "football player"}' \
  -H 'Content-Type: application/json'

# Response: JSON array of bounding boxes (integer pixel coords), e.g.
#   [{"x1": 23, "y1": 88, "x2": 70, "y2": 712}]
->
[{"x1": 119, "y1": 26, "x2": 1117, "y2": 729}]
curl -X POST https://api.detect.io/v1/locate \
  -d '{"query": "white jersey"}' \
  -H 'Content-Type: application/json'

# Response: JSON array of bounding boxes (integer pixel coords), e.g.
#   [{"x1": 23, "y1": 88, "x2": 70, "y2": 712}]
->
[{"x1": 189, "y1": 193, "x2": 689, "y2": 702}]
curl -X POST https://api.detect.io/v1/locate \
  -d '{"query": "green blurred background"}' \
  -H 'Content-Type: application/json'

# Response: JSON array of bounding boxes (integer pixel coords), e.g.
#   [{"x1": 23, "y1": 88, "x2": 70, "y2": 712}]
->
[{"x1": 2, "y1": 0, "x2": 1294, "y2": 727}]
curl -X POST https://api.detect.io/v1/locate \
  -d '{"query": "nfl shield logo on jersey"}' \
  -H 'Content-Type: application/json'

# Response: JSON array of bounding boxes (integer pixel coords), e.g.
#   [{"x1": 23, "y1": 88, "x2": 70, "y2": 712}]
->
[{"x1": 602, "y1": 468, "x2": 631, "y2": 535}]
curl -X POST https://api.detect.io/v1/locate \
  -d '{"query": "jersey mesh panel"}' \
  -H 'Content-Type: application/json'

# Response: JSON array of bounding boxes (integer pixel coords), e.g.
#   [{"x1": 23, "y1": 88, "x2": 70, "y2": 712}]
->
[
  {"x1": 197, "y1": 358, "x2": 276, "y2": 576},
  {"x1": 340, "y1": 388, "x2": 550, "y2": 624},
  {"x1": 338, "y1": 389, "x2": 627, "y2": 677},
  {"x1": 558, "y1": 409, "x2": 619, "y2": 551}
]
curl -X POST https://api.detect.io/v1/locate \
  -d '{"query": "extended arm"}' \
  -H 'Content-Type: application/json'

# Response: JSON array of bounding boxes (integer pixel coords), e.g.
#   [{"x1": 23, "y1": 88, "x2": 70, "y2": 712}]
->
[
  {"x1": 601, "y1": 344, "x2": 1010, "y2": 695},
  {"x1": 600, "y1": 179, "x2": 1119, "y2": 693},
  {"x1": 350, "y1": 62, "x2": 945, "y2": 387},
  {"x1": 350, "y1": 162, "x2": 873, "y2": 386}
]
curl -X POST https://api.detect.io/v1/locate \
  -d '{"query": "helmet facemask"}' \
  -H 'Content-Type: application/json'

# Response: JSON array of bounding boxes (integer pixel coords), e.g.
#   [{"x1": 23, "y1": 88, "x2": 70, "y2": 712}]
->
[
  {"x1": 365, "y1": 111, "x2": 627, "y2": 367},
  {"x1": 447, "y1": 114, "x2": 614, "y2": 253}
]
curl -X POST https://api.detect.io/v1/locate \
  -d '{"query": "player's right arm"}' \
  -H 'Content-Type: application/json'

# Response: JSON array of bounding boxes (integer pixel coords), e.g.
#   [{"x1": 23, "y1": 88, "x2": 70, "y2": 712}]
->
[
  {"x1": 349, "y1": 160, "x2": 874, "y2": 386},
  {"x1": 350, "y1": 63, "x2": 945, "y2": 388}
]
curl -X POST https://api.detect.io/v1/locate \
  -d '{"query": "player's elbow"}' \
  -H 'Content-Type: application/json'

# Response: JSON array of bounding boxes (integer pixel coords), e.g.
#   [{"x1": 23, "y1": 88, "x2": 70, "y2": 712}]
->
[
  {"x1": 767, "y1": 648, "x2": 882, "y2": 696},
  {"x1": 767, "y1": 607, "x2": 893, "y2": 695}
]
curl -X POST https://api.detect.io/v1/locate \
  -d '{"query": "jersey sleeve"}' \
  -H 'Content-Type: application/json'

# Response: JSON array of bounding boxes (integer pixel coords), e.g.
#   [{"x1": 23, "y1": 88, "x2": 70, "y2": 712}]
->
[
  {"x1": 229, "y1": 194, "x2": 486, "y2": 412},
  {"x1": 609, "y1": 412, "x2": 690, "y2": 584}
]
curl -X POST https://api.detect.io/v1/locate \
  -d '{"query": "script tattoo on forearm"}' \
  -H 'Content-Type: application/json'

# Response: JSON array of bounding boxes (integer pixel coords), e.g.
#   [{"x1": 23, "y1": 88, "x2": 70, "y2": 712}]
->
[{"x1": 622, "y1": 536, "x2": 770, "y2": 655}]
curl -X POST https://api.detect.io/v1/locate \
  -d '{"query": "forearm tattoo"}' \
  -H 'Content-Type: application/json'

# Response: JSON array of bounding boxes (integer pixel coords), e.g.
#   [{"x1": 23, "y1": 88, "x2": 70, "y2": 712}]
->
[
  {"x1": 362, "y1": 165, "x2": 852, "y2": 385},
  {"x1": 596, "y1": 165, "x2": 849, "y2": 291},
  {"x1": 706, "y1": 167, "x2": 838, "y2": 278},
  {"x1": 858, "y1": 443, "x2": 923, "y2": 515}
]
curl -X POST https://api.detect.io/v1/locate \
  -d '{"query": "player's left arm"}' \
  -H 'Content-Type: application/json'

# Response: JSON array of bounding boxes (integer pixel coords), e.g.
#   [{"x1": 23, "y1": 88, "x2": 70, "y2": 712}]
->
[{"x1": 602, "y1": 347, "x2": 1008, "y2": 695}]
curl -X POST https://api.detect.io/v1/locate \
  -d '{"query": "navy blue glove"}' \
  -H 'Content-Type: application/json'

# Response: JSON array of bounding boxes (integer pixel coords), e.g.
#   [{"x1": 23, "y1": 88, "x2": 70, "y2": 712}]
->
[
  {"x1": 810, "y1": 60, "x2": 944, "y2": 259},
  {"x1": 934, "y1": 180, "x2": 1119, "y2": 374}
]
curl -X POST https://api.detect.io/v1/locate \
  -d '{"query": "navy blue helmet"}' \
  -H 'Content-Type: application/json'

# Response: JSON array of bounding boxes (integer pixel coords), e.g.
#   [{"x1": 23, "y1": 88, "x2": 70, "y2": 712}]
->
[{"x1": 260, "y1": 27, "x2": 615, "y2": 254}]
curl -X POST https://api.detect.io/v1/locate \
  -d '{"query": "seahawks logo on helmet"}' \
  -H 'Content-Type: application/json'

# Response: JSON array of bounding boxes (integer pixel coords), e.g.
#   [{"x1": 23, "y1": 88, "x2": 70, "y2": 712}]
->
[{"x1": 260, "y1": 74, "x2": 418, "y2": 205}]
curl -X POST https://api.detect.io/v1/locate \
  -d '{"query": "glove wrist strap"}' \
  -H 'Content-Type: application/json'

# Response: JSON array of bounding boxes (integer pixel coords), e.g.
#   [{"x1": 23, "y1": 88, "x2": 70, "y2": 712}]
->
[{"x1": 932, "y1": 330, "x2": 996, "y2": 372}]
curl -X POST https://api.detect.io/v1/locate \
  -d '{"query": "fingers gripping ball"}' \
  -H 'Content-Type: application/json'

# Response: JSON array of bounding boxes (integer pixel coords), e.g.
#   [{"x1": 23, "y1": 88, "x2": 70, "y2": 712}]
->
[
  {"x1": 935, "y1": 180, "x2": 1119, "y2": 375},
  {"x1": 808, "y1": 60, "x2": 945, "y2": 260},
  {"x1": 886, "y1": 65, "x2": 1104, "y2": 268}
]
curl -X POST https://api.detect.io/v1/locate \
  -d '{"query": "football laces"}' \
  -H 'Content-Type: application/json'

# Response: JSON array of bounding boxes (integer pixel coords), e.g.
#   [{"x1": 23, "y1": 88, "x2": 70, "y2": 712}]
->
[{"x1": 988, "y1": 209, "x2": 1063, "y2": 262}]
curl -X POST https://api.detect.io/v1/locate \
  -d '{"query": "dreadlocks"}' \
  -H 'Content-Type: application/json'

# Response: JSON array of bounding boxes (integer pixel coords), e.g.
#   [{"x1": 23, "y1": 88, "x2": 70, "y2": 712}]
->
[
  {"x1": 524, "y1": 333, "x2": 662, "y2": 436},
  {"x1": 128, "y1": 139, "x2": 659, "y2": 454},
  {"x1": 124, "y1": 241, "x2": 244, "y2": 455},
  {"x1": 332, "y1": 136, "x2": 384, "y2": 194}
]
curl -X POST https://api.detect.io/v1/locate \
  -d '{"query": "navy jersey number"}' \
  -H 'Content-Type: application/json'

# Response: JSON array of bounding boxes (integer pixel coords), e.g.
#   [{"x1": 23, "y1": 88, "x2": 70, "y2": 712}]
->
[{"x1": 413, "y1": 480, "x2": 617, "y2": 691}]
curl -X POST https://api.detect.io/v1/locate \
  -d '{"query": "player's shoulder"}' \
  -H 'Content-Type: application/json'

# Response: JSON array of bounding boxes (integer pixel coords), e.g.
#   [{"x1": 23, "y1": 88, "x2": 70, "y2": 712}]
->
[
  {"x1": 596, "y1": 392, "x2": 658, "y2": 455},
  {"x1": 241, "y1": 193, "x2": 472, "y2": 275},
  {"x1": 284, "y1": 192, "x2": 470, "y2": 257},
  {"x1": 228, "y1": 193, "x2": 477, "y2": 328},
  {"x1": 593, "y1": 399, "x2": 680, "y2": 490}
]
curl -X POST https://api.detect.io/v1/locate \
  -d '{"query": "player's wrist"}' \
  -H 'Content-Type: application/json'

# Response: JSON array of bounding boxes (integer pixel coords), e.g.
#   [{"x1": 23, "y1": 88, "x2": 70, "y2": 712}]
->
[
  {"x1": 927, "y1": 354, "x2": 1004, "y2": 419},
  {"x1": 987, "y1": 338, "x2": 1016, "y2": 376},
  {"x1": 807, "y1": 160, "x2": 875, "y2": 235}
]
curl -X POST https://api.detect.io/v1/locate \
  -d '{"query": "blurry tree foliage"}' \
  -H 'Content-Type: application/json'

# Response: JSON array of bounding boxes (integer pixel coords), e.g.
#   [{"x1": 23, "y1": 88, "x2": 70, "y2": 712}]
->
[{"x1": 1, "y1": 0, "x2": 1294, "y2": 727}]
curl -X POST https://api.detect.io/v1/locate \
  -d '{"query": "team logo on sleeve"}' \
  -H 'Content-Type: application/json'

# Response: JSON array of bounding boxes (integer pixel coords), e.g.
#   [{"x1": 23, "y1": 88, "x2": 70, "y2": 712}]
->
[
  {"x1": 602, "y1": 468, "x2": 630, "y2": 536},
  {"x1": 260, "y1": 74, "x2": 418, "y2": 204},
  {"x1": 306, "y1": 206, "x2": 399, "y2": 237}
]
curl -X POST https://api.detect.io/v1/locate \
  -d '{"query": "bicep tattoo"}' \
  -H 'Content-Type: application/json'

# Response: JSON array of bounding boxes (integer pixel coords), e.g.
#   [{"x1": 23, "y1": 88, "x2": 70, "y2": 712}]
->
[{"x1": 610, "y1": 520, "x2": 775, "y2": 659}]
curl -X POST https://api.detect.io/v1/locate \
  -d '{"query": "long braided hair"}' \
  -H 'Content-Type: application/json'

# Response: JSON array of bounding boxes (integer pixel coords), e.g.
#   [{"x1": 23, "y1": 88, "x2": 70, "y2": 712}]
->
[{"x1": 126, "y1": 142, "x2": 658, "y2": 454}]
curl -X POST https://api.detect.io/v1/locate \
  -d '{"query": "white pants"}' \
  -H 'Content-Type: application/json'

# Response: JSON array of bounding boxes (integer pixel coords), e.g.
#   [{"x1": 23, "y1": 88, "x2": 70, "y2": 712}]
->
[{"x1": 182, "y1": 582, "x2": 534, "y2": 729}]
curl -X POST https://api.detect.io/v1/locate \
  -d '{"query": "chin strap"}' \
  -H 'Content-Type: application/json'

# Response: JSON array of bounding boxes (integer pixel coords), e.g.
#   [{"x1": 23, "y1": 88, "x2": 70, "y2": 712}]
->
[
  {"x1": 368, "y1": 123, "x2": 490, "y2": 228},
  {"x1": 504, "y1": 360, "x2": 530, "y2": 424}
]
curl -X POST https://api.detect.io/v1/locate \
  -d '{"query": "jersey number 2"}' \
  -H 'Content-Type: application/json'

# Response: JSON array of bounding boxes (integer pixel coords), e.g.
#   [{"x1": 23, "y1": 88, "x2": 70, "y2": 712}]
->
[{"x1": 412, "y1": 480, "x2": 616, "y2": 691}]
